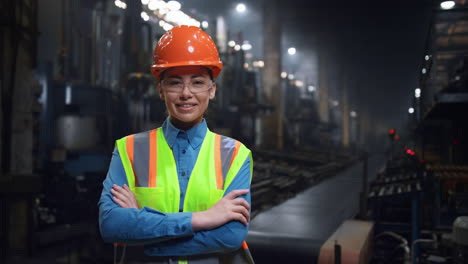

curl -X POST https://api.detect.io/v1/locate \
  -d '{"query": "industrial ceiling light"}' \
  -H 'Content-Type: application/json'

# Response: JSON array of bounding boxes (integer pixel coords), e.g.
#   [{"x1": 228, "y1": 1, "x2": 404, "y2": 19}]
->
[
  {"x1": 141, "y1": 11, "x2": 150, "y2": 21},
  {"x1": 415, "y1": 88, "x2": 421, "y2": 98},
  {"x1": 241, "y1": 41, "x2": 252, "y2": 51},
  {"x1": 440, "y1": 1, "x2": 455, "y2": 9},
  {"x1": 167, "y1": 1, "x2": 181, "y2": 11},
  {"x1": 148, "y1": 0, "x2": 164, "y2": 11},
  {"x1": 288, "y1": 47, "x2": 296, "y2": 55},
  {"x1": 236, "y1": 3, "x2": 246, "y2": 13},
  {"x1": 408, "y1": 107, "x2": 415, "y2": 114},
  {"x1": 114, "y1": 0, "x2": 127, "y2": 9}
]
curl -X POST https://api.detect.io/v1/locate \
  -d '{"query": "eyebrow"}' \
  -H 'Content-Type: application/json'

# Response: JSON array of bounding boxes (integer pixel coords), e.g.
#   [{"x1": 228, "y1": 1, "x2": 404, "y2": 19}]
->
[{"x1": 165, "y1": 74, "x2": 206, "y2": 79}]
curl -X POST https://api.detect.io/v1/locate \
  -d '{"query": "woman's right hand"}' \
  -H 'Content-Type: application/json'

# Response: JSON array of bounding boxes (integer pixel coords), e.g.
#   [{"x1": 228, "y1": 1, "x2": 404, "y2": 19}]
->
[
  {"x1": 192, "y1": 189, "x2": 250, "y2": 231},
  {"x1": 110, "y1": 184, "x2": 139, "y2": 209}
]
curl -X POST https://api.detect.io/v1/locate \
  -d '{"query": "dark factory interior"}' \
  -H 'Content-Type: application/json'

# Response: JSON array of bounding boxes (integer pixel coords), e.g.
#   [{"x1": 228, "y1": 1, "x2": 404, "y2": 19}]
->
[{"x1": 2, "y1": 0, "x2": 468, "y2": 263}]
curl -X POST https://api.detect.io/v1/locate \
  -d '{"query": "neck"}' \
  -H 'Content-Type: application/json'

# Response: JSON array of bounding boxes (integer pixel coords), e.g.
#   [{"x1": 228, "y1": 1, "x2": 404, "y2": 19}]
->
[{"x1": 169, "y1": 117, "x2": 202, "y2": 131}]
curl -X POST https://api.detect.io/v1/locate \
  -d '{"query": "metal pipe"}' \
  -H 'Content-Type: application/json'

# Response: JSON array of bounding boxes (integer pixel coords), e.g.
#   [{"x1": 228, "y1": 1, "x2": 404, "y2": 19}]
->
[{"x1": 411, "y1": 239, "x2": 434, "y2": 264}]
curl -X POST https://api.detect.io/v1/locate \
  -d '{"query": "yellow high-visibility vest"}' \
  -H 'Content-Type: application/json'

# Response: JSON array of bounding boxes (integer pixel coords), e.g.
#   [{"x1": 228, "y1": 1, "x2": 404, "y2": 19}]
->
[{"x1": 116, "y1": 127, "x2": 254, "y2": 264}]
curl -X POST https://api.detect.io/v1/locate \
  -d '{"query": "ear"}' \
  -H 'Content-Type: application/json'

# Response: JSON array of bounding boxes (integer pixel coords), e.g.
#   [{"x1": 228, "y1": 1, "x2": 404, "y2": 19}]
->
[{"x1": 209, "y1": 82, "x2": 216, "y2": 100}]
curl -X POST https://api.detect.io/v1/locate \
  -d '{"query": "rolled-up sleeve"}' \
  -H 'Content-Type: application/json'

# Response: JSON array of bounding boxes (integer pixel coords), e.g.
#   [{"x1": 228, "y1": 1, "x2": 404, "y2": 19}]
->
[
  {"x1": 144, "y1": 156, "x2": 252, "y2": 256},
  {"x1": 98, "y1": 149, "x2": 193, "y2": 245}
]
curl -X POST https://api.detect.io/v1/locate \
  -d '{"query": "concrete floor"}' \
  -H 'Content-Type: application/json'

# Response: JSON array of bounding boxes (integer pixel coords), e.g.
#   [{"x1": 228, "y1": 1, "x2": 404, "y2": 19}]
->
[{"x1": 247, "y1": 154, "x2": 385, "y2": 263}]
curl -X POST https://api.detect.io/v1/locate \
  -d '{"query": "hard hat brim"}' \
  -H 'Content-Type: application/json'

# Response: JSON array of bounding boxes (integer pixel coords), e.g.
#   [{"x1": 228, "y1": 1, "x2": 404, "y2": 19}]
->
[{"x1": 151, "y1": 61, "x2": 223, "y2": 79}]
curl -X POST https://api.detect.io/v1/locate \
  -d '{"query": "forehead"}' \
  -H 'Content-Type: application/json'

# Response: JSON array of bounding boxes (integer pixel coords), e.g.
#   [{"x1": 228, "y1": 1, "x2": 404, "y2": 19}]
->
[{"x1": 164, "y1": 66, "x2": 210, "y2": 78}]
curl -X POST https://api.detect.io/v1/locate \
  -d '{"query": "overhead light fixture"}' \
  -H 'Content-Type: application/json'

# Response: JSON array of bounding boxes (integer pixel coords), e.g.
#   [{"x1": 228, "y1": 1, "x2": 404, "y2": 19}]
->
[
  {"x1": 288, "y1": 47, "x2": 296, "y2": 55},
  {"x1": 408, "y1": 107, "x2": 415, "y2": 114},
  {"x1": 167, "y1": 1, "x2": 181, "y2": 11},
  {"x1": 281, "y1": 72, "x2": 288, "y2": 79},
  {"x1": 114, "y1": 0, "x2": 127, "y2": 9},
  {"x1": 148, "y1": 0, "x2": 165, "y2": 11},
  {"x1": 140, "y1": 11, "x2": 150, "y2": 21},
  {"x1": 415, "y1": 88, "x2": 421, "y2": 98},
  {"x1": 253, "y1": 61, "x2": 264, "y2": 68},
  {"x1": 236, "y1": 3, "x2": 246, "y2": 13},
  {"x1": 440, "y1": 1, "x2": 455, "y2": 10},
  {"x1": 241, "y1": 41, "x2": 252, "y2": 51}
]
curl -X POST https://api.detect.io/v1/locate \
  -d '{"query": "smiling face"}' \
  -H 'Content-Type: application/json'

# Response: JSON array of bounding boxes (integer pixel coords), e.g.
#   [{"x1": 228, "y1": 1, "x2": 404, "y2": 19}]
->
[{"x1": 158, "y1": 66, "x2": 216, "y2": 130}]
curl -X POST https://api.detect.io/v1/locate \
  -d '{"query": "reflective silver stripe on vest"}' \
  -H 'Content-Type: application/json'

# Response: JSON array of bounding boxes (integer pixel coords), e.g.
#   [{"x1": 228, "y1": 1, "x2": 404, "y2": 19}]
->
[
  {"x1": 220, "y1": 135, "x2": 237, "y2": 185},
  {"x1": 133, "y1": 131, "x2": 150, "y2": 187}
]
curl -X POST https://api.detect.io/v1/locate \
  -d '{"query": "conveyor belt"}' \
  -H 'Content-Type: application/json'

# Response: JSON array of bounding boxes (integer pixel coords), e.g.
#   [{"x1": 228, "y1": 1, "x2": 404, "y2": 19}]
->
[{"x1": 247, "y1": 155, "x2": 384, "y2": 263}]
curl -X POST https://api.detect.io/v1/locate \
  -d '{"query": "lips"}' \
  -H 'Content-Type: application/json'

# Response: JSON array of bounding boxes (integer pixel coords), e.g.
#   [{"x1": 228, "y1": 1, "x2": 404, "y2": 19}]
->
[{"x1": 176, "y1": 103, "x2": 197, "y2": 110}]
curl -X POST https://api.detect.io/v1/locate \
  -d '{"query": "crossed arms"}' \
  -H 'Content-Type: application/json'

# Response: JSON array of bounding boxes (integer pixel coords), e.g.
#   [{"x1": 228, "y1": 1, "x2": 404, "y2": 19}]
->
[{"x1": 98, "y1": 149, "x2": 252, "y2": 256}]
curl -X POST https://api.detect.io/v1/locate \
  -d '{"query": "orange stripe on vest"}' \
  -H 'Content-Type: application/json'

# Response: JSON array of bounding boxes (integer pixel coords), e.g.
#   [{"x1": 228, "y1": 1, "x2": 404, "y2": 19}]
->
[
  {"x1": 126, "y1": 134, "x2": 138, "y2": 186},
  {"x1": 214, "y1": 134, "x2": 223, "y2": 190},
  {"x1": 229, "y1": 141, "x2": 241, "y2": 168}
]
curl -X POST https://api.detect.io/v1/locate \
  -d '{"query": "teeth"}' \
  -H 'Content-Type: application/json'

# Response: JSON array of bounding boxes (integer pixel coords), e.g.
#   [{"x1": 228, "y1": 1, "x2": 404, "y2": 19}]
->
[{"x1": 180, "y1": 104, "x2": 193, "y2": 107}]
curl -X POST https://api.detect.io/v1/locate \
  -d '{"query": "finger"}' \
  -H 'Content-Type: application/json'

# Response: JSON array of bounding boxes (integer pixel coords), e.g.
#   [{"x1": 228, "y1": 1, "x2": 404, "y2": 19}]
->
[
  {"x1": 122, "y1": 184, "x2": 137, "y2": 202},
  {"x1": 233, "y1": 205, "x2": 250, "y2": 222},
  {"x1": 232, "y1": 212, "x2": 248, "y2": 226},
  {"x1": 113, "y1": 184, "x2": 133, "y2": 201},
  {"x1": 112, "y1": 196, "x2": 130, "y2": 208},
  {"x1": 111, "y1": 188, "x2": 131, "y2": 206},
  {"x1": 225, "y1": 189, "x2": 250, "y2": 200},
  {"x1": 233, "y1": 198, "x2": 250, "y2": 211}
]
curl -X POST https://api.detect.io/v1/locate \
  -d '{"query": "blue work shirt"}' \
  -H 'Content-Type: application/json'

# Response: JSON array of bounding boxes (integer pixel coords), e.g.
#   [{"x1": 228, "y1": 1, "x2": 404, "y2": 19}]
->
[{"x1": 98, "y1": 118, "x2": 252, "y2": 256}]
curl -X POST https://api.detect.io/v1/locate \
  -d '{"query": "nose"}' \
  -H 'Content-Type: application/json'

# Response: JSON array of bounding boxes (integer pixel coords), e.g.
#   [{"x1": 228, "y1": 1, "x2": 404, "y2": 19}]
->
[{"x1": 180, "y1": 85, "x2": 193, "y2": 98}]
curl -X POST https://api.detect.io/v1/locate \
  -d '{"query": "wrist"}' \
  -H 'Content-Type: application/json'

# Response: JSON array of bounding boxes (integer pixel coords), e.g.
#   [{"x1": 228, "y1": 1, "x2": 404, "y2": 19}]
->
[{"x1": 191, "y1": 211, "x2": 205, "y2": 231}]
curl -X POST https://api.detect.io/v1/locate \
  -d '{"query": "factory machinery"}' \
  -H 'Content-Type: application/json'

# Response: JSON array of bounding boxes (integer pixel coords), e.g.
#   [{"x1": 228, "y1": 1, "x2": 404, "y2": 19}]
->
[
  {"x1": 365, "y1": 155, "x2": 468, "y2": 264},
  {"x1": 0, "y1": 1, "x2": 357, "y2": 263},
  {"x1": 361, "y1": 2, "x2": 468, "y2": 263}
]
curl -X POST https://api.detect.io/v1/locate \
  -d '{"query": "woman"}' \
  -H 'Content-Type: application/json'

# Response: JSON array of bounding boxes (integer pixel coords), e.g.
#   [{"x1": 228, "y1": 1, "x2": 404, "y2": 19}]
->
[{"x1": 98, "y1": 26, "x2": 254, "y2": 263}]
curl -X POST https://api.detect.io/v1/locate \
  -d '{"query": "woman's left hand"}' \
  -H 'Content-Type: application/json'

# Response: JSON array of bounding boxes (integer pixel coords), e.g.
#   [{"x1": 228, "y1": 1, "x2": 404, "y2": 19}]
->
[{"x1": 110, "y1": 184, "x2": 139, "y2": 209}]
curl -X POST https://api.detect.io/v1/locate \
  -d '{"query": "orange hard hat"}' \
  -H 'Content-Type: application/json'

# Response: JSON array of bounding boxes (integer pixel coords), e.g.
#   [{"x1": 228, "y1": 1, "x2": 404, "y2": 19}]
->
[{"x1": 151, "y1": 25, "x2": 223, "y2": 78}]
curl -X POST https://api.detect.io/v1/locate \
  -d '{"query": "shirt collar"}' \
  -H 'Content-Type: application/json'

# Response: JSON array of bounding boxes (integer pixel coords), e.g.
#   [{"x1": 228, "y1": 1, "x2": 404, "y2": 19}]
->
[{"x1": 161, "y1": 117, "x2": 208, "y2": 149}]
